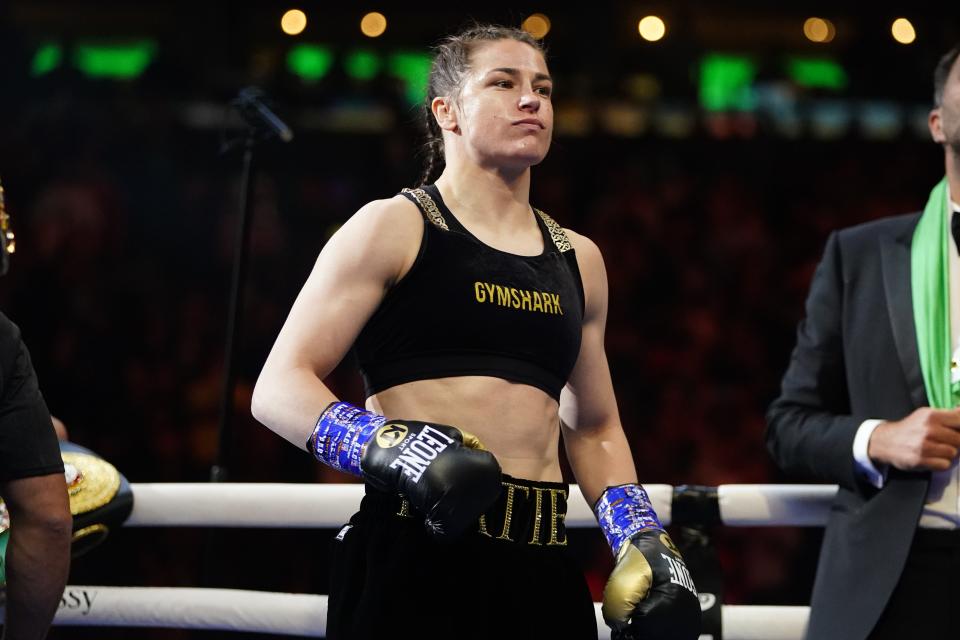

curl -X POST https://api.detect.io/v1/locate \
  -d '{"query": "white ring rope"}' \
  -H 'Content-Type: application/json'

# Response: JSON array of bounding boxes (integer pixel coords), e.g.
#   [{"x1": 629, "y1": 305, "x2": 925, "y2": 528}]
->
[
  {"x1": 124, "y1": 483, "x2": 837, "y2": 528},
  {"x1": 717, "y1": 484, "x2": 837, "y2": 527},
  {"x1": 27, "y1": 587, "x2": 808, "y2": 640},
  {"x1": 51, "y1": 587, "x2": 328, "y2": 636}
]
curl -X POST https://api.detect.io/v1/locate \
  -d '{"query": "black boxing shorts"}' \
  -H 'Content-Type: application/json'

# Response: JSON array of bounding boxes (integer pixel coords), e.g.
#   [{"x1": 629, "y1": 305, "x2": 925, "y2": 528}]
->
[{"x1": 326, "y1": 475, "x2": 598, "y2": 640}]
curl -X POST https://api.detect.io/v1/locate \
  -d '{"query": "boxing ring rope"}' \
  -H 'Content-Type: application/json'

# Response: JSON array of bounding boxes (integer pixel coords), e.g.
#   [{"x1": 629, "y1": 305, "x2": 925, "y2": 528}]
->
[
  {"x1": 122, "y1": 482, "x2": 837, "y2": 528},
  {"x1": 37, "y1": 483, "x2": 838, "y2": 639},
  {"x1": 45, "y1": 586, "x2": 807, "y2": 640}
]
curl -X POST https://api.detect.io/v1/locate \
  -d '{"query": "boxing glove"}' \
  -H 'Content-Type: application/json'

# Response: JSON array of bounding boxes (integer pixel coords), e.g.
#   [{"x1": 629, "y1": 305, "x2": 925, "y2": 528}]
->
[
  {"x1": 308, "y1": 402, "x2": 502, "y2": 540},
  {"x1": 596, "y1": 484, "x2": 701, "y2": 640}
]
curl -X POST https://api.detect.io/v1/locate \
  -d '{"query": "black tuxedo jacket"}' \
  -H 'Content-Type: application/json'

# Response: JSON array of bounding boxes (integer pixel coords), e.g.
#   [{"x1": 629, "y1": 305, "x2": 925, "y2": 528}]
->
[{"x1": 767, "y1": 212, "x2": 932, "y2": 640}]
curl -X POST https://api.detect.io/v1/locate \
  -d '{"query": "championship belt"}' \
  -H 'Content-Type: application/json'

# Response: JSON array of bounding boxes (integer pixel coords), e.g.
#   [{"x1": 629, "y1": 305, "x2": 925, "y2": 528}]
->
[
  {"x1": 60, "y1": 441, "x2": 134, "y2": 556},
  {"x1": 0, "y1": 441, "x2": 133, "y2": 588}
]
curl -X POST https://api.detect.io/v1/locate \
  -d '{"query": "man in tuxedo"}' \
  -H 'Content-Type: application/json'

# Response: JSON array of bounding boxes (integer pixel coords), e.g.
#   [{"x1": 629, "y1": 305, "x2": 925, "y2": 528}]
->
[{"x1": 767, "y1": 44, "x2": 960, "y2": 640}]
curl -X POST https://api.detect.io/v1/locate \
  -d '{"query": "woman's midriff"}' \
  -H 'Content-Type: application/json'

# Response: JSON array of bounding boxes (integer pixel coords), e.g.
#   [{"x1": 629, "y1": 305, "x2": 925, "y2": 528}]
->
[{"x1": 366, "y1": 375, "x2": 562, "y2": 482}]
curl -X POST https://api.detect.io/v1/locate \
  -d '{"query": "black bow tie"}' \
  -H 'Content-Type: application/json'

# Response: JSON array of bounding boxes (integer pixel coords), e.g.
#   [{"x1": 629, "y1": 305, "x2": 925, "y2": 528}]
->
[{"x1": 952, "y1": 210, "x2": 960, "y2": 254}]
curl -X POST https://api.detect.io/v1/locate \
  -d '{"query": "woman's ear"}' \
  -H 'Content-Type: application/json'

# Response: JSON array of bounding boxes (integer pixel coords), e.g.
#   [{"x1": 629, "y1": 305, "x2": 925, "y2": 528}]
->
[{"x1": 432, "y1": 96, "x2": 459, "y2": 133}]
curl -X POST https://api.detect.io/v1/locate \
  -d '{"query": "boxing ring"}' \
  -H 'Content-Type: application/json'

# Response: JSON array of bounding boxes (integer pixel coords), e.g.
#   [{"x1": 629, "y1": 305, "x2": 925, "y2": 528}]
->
[{"x1": 22, "y1": 483, "x2": 836, "y2": 639}]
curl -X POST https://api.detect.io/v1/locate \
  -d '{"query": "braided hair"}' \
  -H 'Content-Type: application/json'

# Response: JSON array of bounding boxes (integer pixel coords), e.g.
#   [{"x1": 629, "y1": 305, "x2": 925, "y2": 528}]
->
[{"x1": 417, "y1": 24, "x2": 546, "y2": 187}]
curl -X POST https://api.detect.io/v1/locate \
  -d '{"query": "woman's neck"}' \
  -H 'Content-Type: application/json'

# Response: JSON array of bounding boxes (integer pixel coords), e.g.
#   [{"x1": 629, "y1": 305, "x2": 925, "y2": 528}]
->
[{"x1": 434, "y1": 161, "x2": 532, "y2": 228}]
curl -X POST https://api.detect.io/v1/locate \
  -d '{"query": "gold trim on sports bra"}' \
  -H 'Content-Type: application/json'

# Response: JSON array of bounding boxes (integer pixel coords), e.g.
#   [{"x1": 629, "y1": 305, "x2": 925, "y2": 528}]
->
[
  {"x1": 403, "y1": 188, "x2": 572, "y2": 253},
  {"x1": 402, "y1": 188, "x2": 449, "y2": 231},
  {"x1": 535, "y1": 209, "x2": 572, "y2": 253}
]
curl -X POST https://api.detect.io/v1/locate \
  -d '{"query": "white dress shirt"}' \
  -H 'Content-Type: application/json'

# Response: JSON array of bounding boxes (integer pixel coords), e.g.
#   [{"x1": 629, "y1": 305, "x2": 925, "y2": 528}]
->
[{"x1": 853, "y1": 196, "x2": 960, "y2": 528}]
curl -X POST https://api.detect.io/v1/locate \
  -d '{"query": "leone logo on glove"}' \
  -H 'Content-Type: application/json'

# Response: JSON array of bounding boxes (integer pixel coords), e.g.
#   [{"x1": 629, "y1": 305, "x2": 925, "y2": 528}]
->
[
  {"x1": 657, "y1": 532, "x2": 697, "y2": 595},
  {"x1": 376, "y1": 424, "x2": 409, "y2": 448},
  {"x1": 386, "y1": 425, "x2": 456, "y2": 483}
]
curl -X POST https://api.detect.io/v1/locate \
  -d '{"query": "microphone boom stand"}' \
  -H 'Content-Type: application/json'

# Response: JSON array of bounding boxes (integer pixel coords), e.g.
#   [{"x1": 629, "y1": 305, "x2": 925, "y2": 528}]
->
[{"x1": 202, "y1": 88, "x2": 292, "y2": 586}]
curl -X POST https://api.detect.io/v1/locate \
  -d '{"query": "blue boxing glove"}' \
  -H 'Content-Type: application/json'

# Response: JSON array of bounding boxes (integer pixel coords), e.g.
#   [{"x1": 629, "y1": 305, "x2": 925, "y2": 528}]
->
[
  {"x1": 307, "y1": 402, "x2": 502, "y2": 540},
  {"x1": 596, "y1": 484, "x2": 701, "y2": 640}
]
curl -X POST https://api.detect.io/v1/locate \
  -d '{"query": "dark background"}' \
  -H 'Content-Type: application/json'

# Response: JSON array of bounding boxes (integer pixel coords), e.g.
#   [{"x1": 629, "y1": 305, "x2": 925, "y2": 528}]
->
[{"x1": 0, "y1": 1, "x2": 956, "y2": 637}]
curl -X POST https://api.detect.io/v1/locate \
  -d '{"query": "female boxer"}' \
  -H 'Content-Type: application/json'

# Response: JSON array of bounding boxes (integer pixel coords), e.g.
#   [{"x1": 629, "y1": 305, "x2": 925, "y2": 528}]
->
[{"x1": 252, "y1": 23, "x2": 700, "y2": 640}]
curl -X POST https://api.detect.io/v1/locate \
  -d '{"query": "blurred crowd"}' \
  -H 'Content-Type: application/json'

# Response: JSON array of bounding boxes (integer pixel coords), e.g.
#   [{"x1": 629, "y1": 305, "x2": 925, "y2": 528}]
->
[{"x1": 0, "y1": 75, "x2": 945, "y2": 636}]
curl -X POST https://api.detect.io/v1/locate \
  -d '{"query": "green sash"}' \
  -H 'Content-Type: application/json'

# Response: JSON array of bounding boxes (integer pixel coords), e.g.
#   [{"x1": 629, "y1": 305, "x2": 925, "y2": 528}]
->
[{"x1": 911, "y1": 178, "x2": 954, "y2": 408}]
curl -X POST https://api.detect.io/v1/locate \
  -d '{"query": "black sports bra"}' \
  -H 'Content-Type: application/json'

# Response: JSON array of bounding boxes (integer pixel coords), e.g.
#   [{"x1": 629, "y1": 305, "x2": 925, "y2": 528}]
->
[{"x1": 353, "y1": 184, "x2": 585, "y2": 401}]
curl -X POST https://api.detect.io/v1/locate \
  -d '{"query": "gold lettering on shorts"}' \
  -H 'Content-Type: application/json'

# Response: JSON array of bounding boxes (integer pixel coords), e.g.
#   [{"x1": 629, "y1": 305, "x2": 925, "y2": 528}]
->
[
  {"x1": 473, "y1": 281, "x2": 563, "y2": 315},
  {"x1": 529, "y1": 487, "x2": 545, "y2": 545},
  {"x1": 478, "y1": 514, "x2": 491, "y2": 538},
  {"x1": 548, "y1": 488, "x2": 568, "y2": 546},
  {"x1": 497, "y1": 482, "x2": 531, "y2": 542}
]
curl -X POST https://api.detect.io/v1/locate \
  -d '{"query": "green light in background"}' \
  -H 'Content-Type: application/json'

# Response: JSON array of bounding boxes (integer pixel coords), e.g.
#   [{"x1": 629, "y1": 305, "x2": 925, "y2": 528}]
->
[
  {"x1": 787, "y1": 57, "x2": 848, "y2": 90},
  {"x1": 287, "y1": 44, "x2": 334, "y2": 82},
  {"x1": 387, "y1": 51, "x2": 432, "y2": 105},
  {"x1": 344, "y1": 50, "x2": 382, "y2": 80},
  {"x1": 699, "y1": 54, "x2": 757, "y2": 111},
  {"x1": 31, "y1": 42, "x2": 62, "y2": 76},
  {"x1": 73, "y1": 41, "x2": 156, "y2": 79}
]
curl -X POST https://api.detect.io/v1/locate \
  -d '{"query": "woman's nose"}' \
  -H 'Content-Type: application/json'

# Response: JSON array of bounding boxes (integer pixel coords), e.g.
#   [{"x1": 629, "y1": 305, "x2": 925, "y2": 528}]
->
[{"x1": 519, "y1": 92, "x2": 540, "y2": 111}]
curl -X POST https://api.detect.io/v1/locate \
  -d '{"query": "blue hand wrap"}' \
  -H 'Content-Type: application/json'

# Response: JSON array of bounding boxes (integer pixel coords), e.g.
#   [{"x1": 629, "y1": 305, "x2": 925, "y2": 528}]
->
[
  {"x1": 307, "y1": 402, "x2": 386, "y2": 476},
  {"x1": 594, "y1": 483, "x2": 664, "y2": 557}
]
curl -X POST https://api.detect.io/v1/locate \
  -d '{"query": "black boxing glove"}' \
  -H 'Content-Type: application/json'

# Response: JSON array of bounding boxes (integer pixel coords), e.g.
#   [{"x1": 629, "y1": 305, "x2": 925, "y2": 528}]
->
[
  {"x1": 307, "y1": 402, "x2": 502, "y2": 540},
  {"x1": 596, "y1": 484, "x2": 701, "y2": 640}
]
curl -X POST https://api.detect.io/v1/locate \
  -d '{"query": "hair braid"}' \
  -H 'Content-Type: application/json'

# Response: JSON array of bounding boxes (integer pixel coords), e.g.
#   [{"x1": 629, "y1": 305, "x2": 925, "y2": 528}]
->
[{"x1": 417, "y1": 103, "x2": 445, "y2": 187}]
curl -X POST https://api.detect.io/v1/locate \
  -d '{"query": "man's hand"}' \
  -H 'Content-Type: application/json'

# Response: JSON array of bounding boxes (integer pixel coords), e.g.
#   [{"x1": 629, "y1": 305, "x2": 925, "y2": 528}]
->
[{"x1": 868, "y1": 407, "x2": 960, "y2": 471}]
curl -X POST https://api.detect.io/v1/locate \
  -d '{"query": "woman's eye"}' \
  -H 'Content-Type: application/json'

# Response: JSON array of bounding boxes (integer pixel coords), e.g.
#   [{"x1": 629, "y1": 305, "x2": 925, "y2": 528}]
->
[
  {"x1": 537, "y1": 87, "x2": 552, "y2": 97},
  {"x1": 495, "y1": 80, "x2": 513, "y2": 88}
]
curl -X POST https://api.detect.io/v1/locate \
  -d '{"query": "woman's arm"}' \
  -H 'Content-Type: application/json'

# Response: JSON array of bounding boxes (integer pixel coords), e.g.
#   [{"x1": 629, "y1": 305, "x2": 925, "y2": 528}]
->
[
  {"x1": 251, "y1": 195, "x2": 423, "y2": 449},
  {"x1": 560, "y1": 231, "x2": 637, "y2": 507},
  {"x1": 251, "y1": 195, "x2": 503, "y2": 538},
  {"x1": 562, "y1": 230, "x2": 701, "y2": 639}
]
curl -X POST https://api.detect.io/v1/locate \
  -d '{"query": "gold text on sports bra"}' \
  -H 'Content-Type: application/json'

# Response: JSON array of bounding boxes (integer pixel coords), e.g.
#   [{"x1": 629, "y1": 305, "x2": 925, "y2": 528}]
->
[{"x1": 473, "y1": 281, "x2": 563, "y2": 315}]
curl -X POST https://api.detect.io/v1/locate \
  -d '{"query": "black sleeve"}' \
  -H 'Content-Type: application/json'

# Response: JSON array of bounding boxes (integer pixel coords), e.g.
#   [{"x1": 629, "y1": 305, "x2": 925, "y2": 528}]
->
[
  {"x1": 0, "y1": 312, "x2": 63, "y2": 482},
  {"x1": 765, "y1": 231, "x2": 869, "y2": 491}
]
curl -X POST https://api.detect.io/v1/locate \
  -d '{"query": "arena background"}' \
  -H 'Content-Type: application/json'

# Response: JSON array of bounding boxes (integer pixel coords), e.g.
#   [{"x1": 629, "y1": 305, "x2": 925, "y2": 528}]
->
[{"x1": 0, "y1": 1, "x2": 956, "y2": 638}]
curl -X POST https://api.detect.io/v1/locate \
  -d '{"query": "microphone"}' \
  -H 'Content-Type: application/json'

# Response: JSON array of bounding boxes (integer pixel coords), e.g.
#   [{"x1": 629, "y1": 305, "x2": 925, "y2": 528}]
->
[{"x1": 232, "y1": 87, "x2": 294, "y2": 143}]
